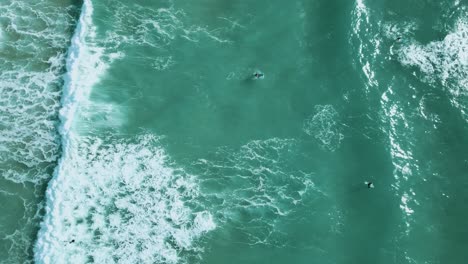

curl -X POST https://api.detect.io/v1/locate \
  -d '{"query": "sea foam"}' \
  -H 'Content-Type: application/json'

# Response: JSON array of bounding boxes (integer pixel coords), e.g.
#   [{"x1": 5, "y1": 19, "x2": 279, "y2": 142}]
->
[
  {"x1": 350, "y1": 0, "x2": 420, "y2": 237},
  {"x1": 0, "y1": 0, "x2": 81, "y2": 262},
  {"x1": 35, "y1": 135, "x2": 215, "y2": 264},
  {"x1": 193, "y1": 138, "x2": 320, "y2": 247},
  {"x1": 303, "y1": 105, "x2": 343, "y2": 152},
  {"x1": 0, "y1": 0, "x2": 77, "y2": 184},
  {"x1": 399, "y1": 16, "x2": 468, "y2": 120},
  {"x1": 351, "y1": 0, "x2": 381, "y2": 92},
  {"x1": 35, "y1": 1, "x2": 214, "y2": 263}
]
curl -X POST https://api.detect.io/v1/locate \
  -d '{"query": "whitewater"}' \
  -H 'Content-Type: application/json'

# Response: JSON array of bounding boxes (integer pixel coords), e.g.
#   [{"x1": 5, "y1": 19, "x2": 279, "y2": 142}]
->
[
  {"x1": 35, "y1": 1, "x2": 215, "y2": 263},
  {"x1": 0, "y1": 0, "x2": 467, "y2": 263}
]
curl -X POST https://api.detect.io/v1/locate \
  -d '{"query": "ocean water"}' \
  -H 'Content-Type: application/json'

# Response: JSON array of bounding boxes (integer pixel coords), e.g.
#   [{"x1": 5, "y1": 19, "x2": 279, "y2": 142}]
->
[{"x1": 0, "y1": 0, "x2": 467, "y2": 263}]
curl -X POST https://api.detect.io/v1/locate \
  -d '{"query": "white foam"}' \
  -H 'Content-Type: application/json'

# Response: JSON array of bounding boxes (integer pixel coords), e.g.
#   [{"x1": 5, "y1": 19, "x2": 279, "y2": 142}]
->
[
  {"x1": 380, "y1": 86, "x2": 419, "y2": 230},
  {"x1": 35, "y1": 1, "x2": 214, "y2": 262},
  {"x1": 303, "y1": 105, "x2": 343, "y2": 152},
  {"x1": 0, "y1": 1, "x2": 77, "y2": 184},
  {"x1": 36, "y1": 135, "x2": 214, "y2": 264},
  {"x1": 382, "y1": 21, "x2": 418, "y2": 41},
  {"x1": 351, "y1": 0, "x2": 381, "y2": 92},
  {"x1": 0, "y1": 1, "x2": 82, "y2": 261},
  {"x1": 151, "y1": 56, "x2": 175, "y2": 71},
  {"x1": 418, "y1": 94, "x2": 442, "y2": 125},
  {"x1": 400, "y1": 193, "x2": 414, "y2": 215},
  {"x1": 193, "y1": 138, "x2": 321, "y2": 246},
  {"x1": 104, "y1": 3, "x2": 229, "y2": 51},
  {"x1": 355, "y1": 0, "x2": 369, "y2": 27},
  {"x1": 399, "y1": 16, "x2": 468, "y2": 119},
  {"x1": 58, "y1": 0, "x2": 121, "y2": 135},
  {"x1": 34, "y1": 0, "x2": 101, "y2": 259}
]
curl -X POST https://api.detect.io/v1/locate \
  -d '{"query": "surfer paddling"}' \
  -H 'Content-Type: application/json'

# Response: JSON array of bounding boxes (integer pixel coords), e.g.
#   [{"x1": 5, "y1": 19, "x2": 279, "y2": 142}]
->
[
  {"x1": 365, "y1": 181, "x2": 374, "y2": 188},
  {"x1": 253, "y1": 71, "x2": 264, "y2": 80}
]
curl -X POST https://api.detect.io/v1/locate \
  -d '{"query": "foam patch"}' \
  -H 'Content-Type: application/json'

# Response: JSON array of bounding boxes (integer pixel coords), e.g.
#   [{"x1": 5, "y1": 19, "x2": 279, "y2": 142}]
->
[
  {"x1": 35, "y1": 135, "x2": 214, "y2": 264},
  {"x1": 193, "y1": 138, "x2": 320, "y2": 246},
  {"x1": 303, "y1": 105, "x2": 344, "y2": 152},
  {"x1": 399, "y1": 16, "x2": 468, "y2": 119},
  {"x1": 0, "y1": 0, "x2": 78, "y2": 184}
]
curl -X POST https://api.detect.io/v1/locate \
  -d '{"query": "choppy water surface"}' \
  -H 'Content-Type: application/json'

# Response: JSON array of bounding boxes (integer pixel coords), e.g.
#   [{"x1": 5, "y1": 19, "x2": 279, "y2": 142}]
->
[
  {"x1": 0, "y1": 0, "x2": 80, "y2": 262},
  {"x1": 0, "y1": 0, "x2": 467, "y2": 263}
]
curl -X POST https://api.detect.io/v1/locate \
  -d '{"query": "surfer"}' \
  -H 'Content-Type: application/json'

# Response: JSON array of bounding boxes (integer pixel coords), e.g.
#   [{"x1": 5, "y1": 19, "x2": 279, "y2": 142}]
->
[
  {"x1": 253, "y1": 71, "x2": 264, "y2": 79},
  {"x1": 365, "y1": 181, "x2": 374, "y2": 188}
]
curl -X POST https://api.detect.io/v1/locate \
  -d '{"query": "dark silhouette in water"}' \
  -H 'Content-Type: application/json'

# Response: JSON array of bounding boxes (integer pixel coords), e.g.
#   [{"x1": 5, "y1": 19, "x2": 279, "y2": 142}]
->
[
  {"x1": 365, "y1": 181, "x2": 374, "y2": 188},
  {"x1": 243, "y1": 70, "x2": 265, "y2": 83},
  {"x1": 253, "y1": 71, "x2": 264, "y2": 79}
]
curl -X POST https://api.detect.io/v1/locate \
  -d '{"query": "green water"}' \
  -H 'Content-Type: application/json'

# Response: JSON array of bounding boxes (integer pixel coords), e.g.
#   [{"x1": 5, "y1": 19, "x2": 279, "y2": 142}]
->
[
  {"x1": 1, "y1": 0, "x2": 468, "y2": 263},
  {"x1": 0, "y1": 0, "x2": 80, "y2": 262}
]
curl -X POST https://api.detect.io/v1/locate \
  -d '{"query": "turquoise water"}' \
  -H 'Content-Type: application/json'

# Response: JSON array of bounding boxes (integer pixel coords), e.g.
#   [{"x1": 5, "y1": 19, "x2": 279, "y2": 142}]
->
[
  {"x1": 0, "y1": 0, "x2": 79, "y2": 262},
  {"x1": 1, "y1": 0, "x2": 467, "y2": 263}
]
